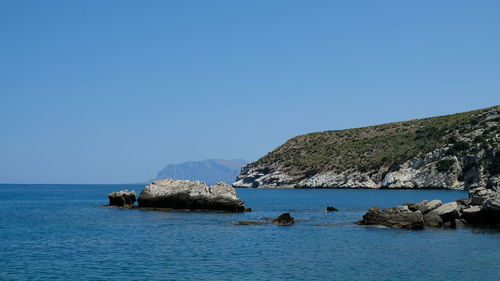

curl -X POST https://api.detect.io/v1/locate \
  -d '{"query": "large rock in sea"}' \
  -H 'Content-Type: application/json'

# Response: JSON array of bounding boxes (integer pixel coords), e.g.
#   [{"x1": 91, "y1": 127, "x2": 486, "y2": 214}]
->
[
  {"x1": 460, "y1": 184, "x2": 500, "y2": 225},
  {"x1": 358, "y1": 206, "x2": 425, "y2": 229},
  {"x1": 137, "y1": 179, "x2": 246, "y2": 212},
  {"x1": 108, "y1": 190, "x2": 136, "y2": 207}
]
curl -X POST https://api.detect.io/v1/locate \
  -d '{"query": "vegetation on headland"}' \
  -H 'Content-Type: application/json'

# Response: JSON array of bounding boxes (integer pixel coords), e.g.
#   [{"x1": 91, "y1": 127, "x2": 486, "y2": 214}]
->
[{"x1": 254, "y1": 106, "x2": 500, "y2": 176}]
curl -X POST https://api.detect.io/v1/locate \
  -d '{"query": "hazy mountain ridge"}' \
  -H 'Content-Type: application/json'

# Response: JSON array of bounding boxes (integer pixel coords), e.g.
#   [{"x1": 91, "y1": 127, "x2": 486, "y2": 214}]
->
[
  {"x1": 234, "y1": 106, "x2": 500, "y2": 189},
  {"x1": 155, "y1": 159, "x2": 248, "y2": 185}
]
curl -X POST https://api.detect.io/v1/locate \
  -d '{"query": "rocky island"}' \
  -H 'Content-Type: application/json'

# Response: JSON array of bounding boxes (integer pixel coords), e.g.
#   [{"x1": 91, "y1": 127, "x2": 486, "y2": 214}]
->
[{"x1": 234, "y1": 106, "x2": 499, "y2": 190}]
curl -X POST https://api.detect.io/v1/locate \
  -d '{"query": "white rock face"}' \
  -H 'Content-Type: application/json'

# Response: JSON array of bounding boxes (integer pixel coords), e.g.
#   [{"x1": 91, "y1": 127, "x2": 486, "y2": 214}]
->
[
  {"x1": 298, "y1": 172, "x2": 378, "y2": 188},
  {"x1": 233, "y1": 168, "x2": 297, "y2": 188},
  {"x1": 381, "y1": 154, "x2": 462, "y2": 189},
  {"x1": 138, "y1": 179, "x2": 246, "y2": 211}
]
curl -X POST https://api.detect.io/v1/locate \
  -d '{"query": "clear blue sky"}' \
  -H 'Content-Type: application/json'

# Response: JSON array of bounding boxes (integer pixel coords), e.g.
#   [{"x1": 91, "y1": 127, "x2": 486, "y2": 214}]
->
[{"x1": 1, "y1": 0, "x2": 499, "y2": 184}]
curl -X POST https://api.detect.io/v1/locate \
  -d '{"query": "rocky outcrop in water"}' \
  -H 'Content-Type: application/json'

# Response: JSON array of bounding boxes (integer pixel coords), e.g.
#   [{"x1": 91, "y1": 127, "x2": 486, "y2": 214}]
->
[
  {"x1": 234, "y1": 106, "x2": 499, "y2": 190},
  {"x1": 137, "y1": 179, "x2": 246, "y2": 212},
  {"x1": 108, "y1": 190, "x2": 136, "y2": 207},
  {"x1": 272, "y1": 213, "x2": 295, "y2": 225},
  {"x1": 358, "y1": 206, "x2": 425, "y2": 229},
  {"x1": 233, "y1": 213, "x2": 295, "y2": 226},
  {"x1": 358, "y1": 177, "x2": 500, "y2": 229}
]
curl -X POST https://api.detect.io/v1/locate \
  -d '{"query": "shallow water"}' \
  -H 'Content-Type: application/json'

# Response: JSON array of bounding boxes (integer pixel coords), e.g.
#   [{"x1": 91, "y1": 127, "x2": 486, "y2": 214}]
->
[{"x1": 0, "y1": 184, "x2": 499, "y2": 281}]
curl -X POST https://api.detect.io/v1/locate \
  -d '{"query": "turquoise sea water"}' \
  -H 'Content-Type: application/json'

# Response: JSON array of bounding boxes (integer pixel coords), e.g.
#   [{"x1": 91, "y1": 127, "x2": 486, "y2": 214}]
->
[{"x1": 0, "y1": 184, "x2": 499, "y2": 281}]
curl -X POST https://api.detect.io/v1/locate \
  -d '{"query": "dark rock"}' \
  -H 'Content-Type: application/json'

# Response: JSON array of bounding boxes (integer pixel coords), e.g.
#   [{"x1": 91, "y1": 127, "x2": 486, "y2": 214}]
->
[
  {"x1": 461, "y1": 206, "x2": 482, "y2": 224},
  {"x1": 479, "y1": 196, "x2": 500, "y2": 224},
  {"x1": 452, "y1": 219, "x2": 465, "y2": 228},
  {"x1": 456, "y1": 198, "x2": 471, "y2": 206},
  {"x1": 326, "y1": 206, "x2": 338, "y2": 212},
  {"x1": 487, "y1": 175, "x2": 500, "y2": 191},
  {"x1": 424, "y1": 215, "x2": 443, "y2": 227},
  {"x1": 233, "y1": 213, "x2": 296, "y2": 226},
  {"x1": 471, "y1": 196, "x2": 485, "y2": 205},
  {"x1": 137, "y1": 179, "x2": 246, "y2": 212},
  {"x1": 108, "y1": 190, "x2": 136, "y2": 207},
  {"x1": 462, "y1": 185, "x2": 500, "y2": 225},
  {"x1": 359, "y1": 206, "x2": 424, "y2": 230},
  {"x1": 272, "y1": 213, "x2": 295, "y2": 226}
]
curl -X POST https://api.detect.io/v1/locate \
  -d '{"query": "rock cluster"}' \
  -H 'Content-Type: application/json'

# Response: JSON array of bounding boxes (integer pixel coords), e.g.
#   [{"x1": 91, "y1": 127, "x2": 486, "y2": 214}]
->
[
  {"x1": 107, "y1": 190, "x2": 136, "y2": 207},
  {"x1": 358, "y1": 177, "x2": 500, "y2": 229},
  {"x1": 137, "y1": 179, "x2": 246, "y2": 212}
]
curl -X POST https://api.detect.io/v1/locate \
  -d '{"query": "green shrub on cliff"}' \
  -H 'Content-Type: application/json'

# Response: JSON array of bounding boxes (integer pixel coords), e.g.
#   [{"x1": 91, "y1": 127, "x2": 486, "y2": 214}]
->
[{"x1": 436, "y1": 159, "x2": 455, "y2": 172}]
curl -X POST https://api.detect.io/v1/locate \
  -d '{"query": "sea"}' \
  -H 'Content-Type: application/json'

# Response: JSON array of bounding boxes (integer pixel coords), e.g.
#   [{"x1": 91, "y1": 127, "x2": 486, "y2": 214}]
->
[{"x1": 0, "y1": 184, "x2": 499, "y2": 281}]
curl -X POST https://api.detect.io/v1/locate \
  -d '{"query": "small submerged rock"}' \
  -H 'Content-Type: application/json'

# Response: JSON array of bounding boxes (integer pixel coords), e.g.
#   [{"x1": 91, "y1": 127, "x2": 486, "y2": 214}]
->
[
  {"x1": 107, "y1": 190, "x2": 136, "y2": 207},
  {"x1": 233, "y1": 213, "x2": 295, "y2": 226},
  {"x1": 326, "y1": 206, "x2": 338, "y2": 212},
  {"x1": 137, "y1": 179, "x2": 246, "y2": 212},
  {"x1": 272, "y1": 213, "x2": 295, "y2": 225}
]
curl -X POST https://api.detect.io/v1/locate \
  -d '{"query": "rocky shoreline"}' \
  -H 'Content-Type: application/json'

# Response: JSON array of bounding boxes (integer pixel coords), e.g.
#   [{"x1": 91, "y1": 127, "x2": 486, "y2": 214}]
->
[
  {"x1": 358, "y1": 177, "x2": 500, "y2": 229},
  {"x1": 234, "y1": 146, "x2": 499, "y2": 189}
]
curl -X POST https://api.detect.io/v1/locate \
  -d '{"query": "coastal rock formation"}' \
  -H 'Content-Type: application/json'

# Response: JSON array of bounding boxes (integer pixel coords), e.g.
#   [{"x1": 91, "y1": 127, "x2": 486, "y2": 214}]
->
[
  {"x1": 234, "y1": 106, "x2": 499, "y2": 189},
  {"x1": 108, "y1": 190, "x2": 136, "y2": 207},
  {"x1": 359, "y1": 181, "x2": 500, "y2": 229},
  {"x1": 358, "y1": 206, "x2": 424, "y2": 229},
  {"x1": 423, "y1": 202, "x2": 459, "y2": 227},
  {"x1": 137, "y1": 179, "x2": 246, "y2": 212},
  {"x1": 272, "y1": 213, "x2": 295, "y2": 225},
  {"x1": 326, "y1": 206, "x2": 338, "y2": 212},
  {"x1": 461, "y1": 182, "x2": 500, "y2": 225},
  {"x1": 233, "y1": 213, "x2": 296, "y2": 226}
]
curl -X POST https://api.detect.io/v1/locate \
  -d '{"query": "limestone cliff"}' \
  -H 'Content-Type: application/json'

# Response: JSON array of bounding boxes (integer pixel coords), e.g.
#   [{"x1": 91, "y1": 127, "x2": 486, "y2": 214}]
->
[{"x1": 234, "y1": 106, "x2": 500, "y2": 189}]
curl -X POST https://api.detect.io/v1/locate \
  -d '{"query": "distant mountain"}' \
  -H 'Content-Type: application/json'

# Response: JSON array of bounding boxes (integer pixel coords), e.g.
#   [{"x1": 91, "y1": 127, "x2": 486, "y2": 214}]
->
[{"x1": 154, "y1": 159, "x2": 248, "y2": 185}]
